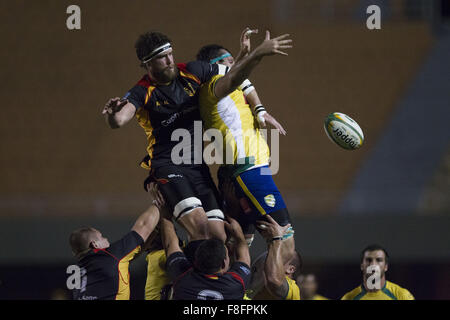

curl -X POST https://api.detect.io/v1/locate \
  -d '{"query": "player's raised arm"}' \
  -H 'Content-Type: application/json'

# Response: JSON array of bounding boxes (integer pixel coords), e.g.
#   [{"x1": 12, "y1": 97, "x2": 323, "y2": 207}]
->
[
  {"x1": 131, "y1": 204, "x2": 160, "y2": 242},
  {"x1": 257, "y1": 215, "x2": 292, "y2": 298},
  {"x1": 214, "y1": 31, "x2": 293, "y2": 100},
  {"x1": 245, "y1": 89, "x2": 287, "y2": 135},
  {"x1": 161, "y1": 216, "x2": 183, "y2": 258},
  {"x1": 102, "y1": 97, "x2": 136, "y2": 129},
  {"x1": 224, "y1": 216, "x2": 251, "y2": 267},
  {"x1": 234, "y1": 27, "x2": 258, "y2": 64}
]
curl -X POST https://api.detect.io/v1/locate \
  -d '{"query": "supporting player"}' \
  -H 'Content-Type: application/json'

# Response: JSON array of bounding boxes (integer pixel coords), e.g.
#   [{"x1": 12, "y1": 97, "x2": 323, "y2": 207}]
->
[
  {"x1": 161, "y1": 211, "x2": 251, "y2": 300},
  {"x1": 69, "y1": 204, "x2": 159, "y2": 300},
  {"x1": 341, "y1": 244, "x2": 414, "y2": 300},
  {"x1": 296, "y1": 273, "x2": 329, "y2": 300},
  {"x1": 245, "y1": 215, "x2": 302, "y2": 300}
]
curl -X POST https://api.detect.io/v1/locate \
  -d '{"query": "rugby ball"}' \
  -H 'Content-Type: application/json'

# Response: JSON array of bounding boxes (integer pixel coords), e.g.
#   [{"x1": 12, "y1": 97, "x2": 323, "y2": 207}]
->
[{"x1": 324, "y1": 112, "x2": 364, "y2": 150}]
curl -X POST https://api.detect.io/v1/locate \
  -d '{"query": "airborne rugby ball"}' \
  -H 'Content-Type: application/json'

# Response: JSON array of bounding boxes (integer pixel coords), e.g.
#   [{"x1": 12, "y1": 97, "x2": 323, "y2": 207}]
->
[{"x1": 324, "y1": 112, "x2": 364, "y2": 150}]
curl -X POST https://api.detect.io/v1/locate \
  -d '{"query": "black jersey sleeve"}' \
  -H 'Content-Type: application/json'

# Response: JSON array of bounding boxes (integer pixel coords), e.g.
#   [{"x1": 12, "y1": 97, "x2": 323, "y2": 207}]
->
[
  {"x1": 123, "y1": 85, "x2": 147, "y2": 109},
  {"x1": 166, "y1": 251, "x2": 192, "y2": 280},
  {"x1": 107, "y1": 231, "x2": 144, "y2": 260},
  {"x1": 186, "y1": 61, "x2": 219, "y2": 84},
  {"x1": 228, "y1": 261, "x2": 252, "y2": 289}
]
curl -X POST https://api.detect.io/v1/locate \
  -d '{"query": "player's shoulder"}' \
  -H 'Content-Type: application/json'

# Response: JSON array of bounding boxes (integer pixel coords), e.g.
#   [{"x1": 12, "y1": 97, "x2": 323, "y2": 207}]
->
[
  {"x1": 341, "y1": 285, "x2": 362, "y2": 300},
  {"x1": 386, "y1": 281, "x2": 415, "y2": 300}
]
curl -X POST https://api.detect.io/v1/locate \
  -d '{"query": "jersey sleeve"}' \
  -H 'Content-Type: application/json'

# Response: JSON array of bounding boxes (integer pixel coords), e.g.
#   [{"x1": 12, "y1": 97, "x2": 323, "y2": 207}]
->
[
  {"x1": 123, "y1": 85, "x2": 147, "y2": 109},
  {"x1": 166, "y1": 251, "x2": 192, "y2": 280},
  {"x1": 186, "y1": 61, "x2": 219, "y2": 83},
  {"x1": 397, "y1": 288, "x2": 415, "y2": 300},
  {"x1": 229, "y1": 261, "x2": 252, "y2": 289},
  {"x1": 107, "y1": 231, "x2": 144, "y2": 260}
]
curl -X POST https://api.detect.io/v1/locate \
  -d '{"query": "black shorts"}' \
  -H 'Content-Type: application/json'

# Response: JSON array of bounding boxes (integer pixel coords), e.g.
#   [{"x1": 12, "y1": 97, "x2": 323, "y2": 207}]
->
[{"x1": 145, "y1": 164, "x2": 222, "y2": 217}]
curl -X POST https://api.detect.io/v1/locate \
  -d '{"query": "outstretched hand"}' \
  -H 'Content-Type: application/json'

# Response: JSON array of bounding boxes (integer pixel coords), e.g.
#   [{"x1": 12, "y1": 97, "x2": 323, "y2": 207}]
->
[
  {"x1": 259, "y1": 112, "x2": 287, "y2": 135},
  {"x1": 255, "y1": 31, "x2": 293, "y2": 57},
  {"x1": 102, "y1": 97, "x2": 128, "y2": 115}
]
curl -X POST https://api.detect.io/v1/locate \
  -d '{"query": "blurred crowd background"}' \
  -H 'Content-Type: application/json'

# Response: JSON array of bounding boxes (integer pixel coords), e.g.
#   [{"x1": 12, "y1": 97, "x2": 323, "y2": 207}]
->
[{"x1": 0, "y1": 0, "x2": 449, "y2": 299}]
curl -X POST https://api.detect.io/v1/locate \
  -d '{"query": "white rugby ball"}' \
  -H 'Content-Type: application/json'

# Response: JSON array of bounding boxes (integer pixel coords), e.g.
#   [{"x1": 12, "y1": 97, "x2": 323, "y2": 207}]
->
[{"x1": 324, "y1": 112, "x2": 364, "y2": 150}]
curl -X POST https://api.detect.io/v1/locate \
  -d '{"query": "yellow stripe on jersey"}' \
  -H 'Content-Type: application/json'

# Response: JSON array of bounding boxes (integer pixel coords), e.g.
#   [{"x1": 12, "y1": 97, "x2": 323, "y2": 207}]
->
[
  {"x1": 236, "y1": 175, "x2": 266, "y2": 215},
  {"x1": 341, "y1": 281, "x2": 414, "y2": 300},
  {"x1": 145, "y1": 249, "x2": 171, "y2": 300},
  {"x1": 136, "y1": 107, "x2": 155, "y2": 170},
  {"x1": 198, "y1": 74, "x2": 270, "y2": 167},
  {"x1": 115, "y1": 246, "x2": 141, "y2": 300}
]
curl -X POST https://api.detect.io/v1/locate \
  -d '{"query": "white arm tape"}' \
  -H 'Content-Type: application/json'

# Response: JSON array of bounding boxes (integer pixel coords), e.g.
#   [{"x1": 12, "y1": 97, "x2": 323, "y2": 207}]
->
[
  {"x1": 239, "y1": 79, "x2": 255, "y2": 96},
  {"x1": 173, "y1": 197, "x2": 202, "y2": 220}
]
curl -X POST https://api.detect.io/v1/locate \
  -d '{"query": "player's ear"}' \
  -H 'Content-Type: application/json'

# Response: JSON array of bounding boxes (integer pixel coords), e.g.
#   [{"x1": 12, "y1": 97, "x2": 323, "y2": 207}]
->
[{"x1": 90, "y1": 241, "x2": 98, "y2": 249}]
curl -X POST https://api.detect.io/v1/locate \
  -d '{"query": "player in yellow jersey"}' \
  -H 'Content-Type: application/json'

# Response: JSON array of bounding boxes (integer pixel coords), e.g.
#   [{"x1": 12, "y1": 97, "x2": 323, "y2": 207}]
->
[
  {"x1": 245, "y1": 215, "x2": 301, "y2": 300},
  {"x1": 341, "y1": 244, "x2": 414, "y2": 300},
  {"x1": 197, "y1": 28, "x2": 295, "y2": 265},
  {"x1": 297, "y1": 274, "x2": 329, "y2": 300}
]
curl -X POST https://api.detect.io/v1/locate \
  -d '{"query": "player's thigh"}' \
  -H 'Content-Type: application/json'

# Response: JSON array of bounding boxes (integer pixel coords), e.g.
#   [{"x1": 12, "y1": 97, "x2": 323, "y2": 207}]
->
[{"x1": 234, "y1": 166, "x2": 291, "y2": 226}]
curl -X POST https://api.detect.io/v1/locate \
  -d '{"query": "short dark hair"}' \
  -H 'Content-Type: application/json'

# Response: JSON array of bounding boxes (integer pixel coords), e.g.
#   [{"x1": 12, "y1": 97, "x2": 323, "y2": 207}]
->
[
  {"x1": 196, "y1": 44, "x2": 230, "y2": 63},
  {"x1": 69, "y1": 227, "x2": 96, "y2": 257},
  {"x1": 194, "y1": 239, "x2": 227, "y2": 274},
  {"x1": 135, "y1": 31, "x2": 172, "y2": 62},
  {"x1": 360, "y1": 244, "x2": 389, "y2": 264}
]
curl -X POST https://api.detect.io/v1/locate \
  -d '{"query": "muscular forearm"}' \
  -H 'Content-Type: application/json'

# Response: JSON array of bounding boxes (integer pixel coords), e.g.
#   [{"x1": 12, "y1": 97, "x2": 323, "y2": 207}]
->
[
  {"x1": 234, "y1": 239, "x2": 251, "y2": 266},
  {"x1": 161, "y1": 218, "x2": 181, "y2": 257},
  {"x1": 265, "y1": 240, "x2": 286, "y2": 292},
  {"x1": 132, "y1": 205, "x2": 160, "y2": 241}
]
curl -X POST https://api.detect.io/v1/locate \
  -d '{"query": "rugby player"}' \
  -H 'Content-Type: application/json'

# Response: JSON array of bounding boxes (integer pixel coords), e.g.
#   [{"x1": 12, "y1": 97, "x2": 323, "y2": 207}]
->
[
  {"x1": 69, "y1": 204, "x2": 159, "y2": 300},
  {"x1": 341, "y1": 244, "x2": 414, "y2": 300},
  {"x1": 160, "y1": 212, "x2": 251, "y2": 300},
  {"x1": 102, "y1": 30, "x2": 293, "y2": 250},
  {"x1": 245, "y1": 215, "x2": 302, "y2": 300},
  {"x1": 297, "y1": 273, "x2": 329, "y2": 300},
  {"x1": 196, "y1": 32, "x2": 295, "y2": 263}
]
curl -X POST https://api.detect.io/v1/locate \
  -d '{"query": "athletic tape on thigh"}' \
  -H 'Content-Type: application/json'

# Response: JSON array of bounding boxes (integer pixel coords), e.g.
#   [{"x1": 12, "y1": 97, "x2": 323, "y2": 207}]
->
[
  {"x1": 173, "y1": 197, "x2": 203, "y2": 220},
  {"x1": 205, "y1": 209, "x2": 224, "y2": 221}
]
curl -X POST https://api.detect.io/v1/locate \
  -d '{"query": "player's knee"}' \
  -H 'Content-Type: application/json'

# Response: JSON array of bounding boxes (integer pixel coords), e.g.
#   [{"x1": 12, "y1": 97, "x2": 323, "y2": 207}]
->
[{"x1": 173, "y1": 197, "x2": 203, "y2": 220}]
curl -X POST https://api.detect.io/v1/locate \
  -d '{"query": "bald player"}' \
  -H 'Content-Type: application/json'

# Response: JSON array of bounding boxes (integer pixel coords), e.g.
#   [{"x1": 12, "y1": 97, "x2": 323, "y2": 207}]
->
[{"x1": 69, "y1": 204, "x2": 159, "y2": 300}]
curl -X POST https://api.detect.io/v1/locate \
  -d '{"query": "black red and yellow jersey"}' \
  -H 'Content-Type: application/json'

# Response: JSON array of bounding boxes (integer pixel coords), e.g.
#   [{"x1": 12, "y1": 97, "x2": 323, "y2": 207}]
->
[
  {"x1": 73, "y1": 231, "x2": 143, "y2": 300},
  {"x1": 124, "y1": 61, "x2": 219, "y2": 170},
  {"x1": 166, "y1": 251, "x2": 251, "y2": 300}
]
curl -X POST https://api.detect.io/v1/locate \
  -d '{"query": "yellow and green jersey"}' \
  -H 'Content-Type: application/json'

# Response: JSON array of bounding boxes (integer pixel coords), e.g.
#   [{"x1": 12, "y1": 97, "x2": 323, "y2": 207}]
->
[
  {"x1": 198, "y1": 74, "x2": 270, "y2": 172},
  {"x1": 341, "y1": 281, "x2": 414, "y2": 300}
]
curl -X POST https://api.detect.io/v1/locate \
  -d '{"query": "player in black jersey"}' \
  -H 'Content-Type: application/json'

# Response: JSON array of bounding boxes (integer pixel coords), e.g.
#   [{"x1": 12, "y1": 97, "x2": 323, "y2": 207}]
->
[
  {"x1": 160, "y1": 211, "x2": 251, "y2": 300},
  {"x1": 102, "y1": 30, "x2": 293, "y2": 247},
  {"x1": 69, "y1": 204, "x2": 159, "y2": 300}
]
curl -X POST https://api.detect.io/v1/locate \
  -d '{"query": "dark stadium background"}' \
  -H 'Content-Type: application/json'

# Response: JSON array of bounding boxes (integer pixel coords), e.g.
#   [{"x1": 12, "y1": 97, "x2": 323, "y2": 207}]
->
[{"x1": 0, "y1": 0, "x2": 449, "y2": 300}]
